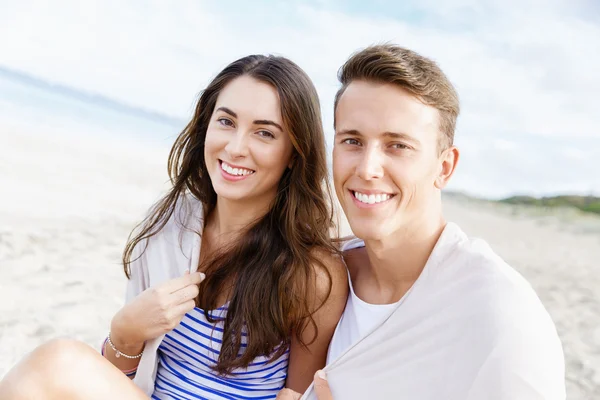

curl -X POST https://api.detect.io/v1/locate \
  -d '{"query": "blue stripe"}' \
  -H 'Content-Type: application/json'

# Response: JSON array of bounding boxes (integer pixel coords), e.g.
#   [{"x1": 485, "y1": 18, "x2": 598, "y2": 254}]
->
[
  {"x1": 170, "y1": 328, "x2": 286, "y2": 368},
  {"x1": 171, "y1": 328, "x2": 222, "y2": 356},
  {"x1": 154, "y1": 306, "x2": 288, "y2": 399},
  {"x1": 179, "y1": 320, "x2": 249, "y2": 348},
  {"x1": 160, "y1": 340, "x2": 215, "y2": 370},
  {"x1": 161, "y1": 354, "x2": 285, "y2": 392},
  {"x1": 179, "y1": 321, "x2": 221, "y2": 345},
  {"x1": 227, "y1": 357, "x2": 289, "y2": 377},
  {"x1": 156, "y1": 374, "x2": 236, "y2": 400},
  {"x1": 183, "y1": 313, "x2": 225, "y2": 334},
  {"x1": 164, "y1": 334, "x2": 218, "y2": 363},
  {"x1": 153, "y1": 382, "x2": 189, "y2": 400},
  {"x1": 161, "y1": 338, "x2": 287, "y2": 380},
  {"x1": 186, "y1": 311, "x2": 248, "y2": 337},
  {"x1": 158, "y1": 370, "x2": 279, "y2": 400},
  {"x1": 160, "y1": 350, "x2": 283, "y2": 388}
]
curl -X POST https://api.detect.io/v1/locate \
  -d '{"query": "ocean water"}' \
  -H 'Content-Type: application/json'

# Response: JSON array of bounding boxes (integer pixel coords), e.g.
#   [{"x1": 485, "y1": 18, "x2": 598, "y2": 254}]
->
[{"x1": 0, "y1": 66, "x2": 186, "y2": 147}]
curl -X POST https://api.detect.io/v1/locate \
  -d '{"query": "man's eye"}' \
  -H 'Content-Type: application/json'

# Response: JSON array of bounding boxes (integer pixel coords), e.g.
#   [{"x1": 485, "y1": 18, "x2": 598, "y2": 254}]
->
[{"x1": 343, "y1": 138, "x2": 360, "y2": 146}]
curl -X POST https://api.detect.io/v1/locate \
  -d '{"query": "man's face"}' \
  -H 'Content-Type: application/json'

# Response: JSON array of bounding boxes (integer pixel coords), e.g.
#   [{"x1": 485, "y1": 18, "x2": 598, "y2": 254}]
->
[{"x1": 333, "y1": 80, "x2": 449, "y2": 241}]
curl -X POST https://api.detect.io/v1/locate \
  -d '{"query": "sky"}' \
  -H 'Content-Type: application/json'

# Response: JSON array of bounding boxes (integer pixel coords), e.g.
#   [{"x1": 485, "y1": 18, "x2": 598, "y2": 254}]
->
[{"x1": 0, "y1": 0, "x2": 599, "y2": 198}]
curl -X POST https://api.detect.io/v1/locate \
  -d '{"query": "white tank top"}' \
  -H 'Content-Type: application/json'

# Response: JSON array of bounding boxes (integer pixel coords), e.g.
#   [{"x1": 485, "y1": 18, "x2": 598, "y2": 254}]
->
[{"x1": 326, "y1": 238, "x2": 400, "y2": 364}]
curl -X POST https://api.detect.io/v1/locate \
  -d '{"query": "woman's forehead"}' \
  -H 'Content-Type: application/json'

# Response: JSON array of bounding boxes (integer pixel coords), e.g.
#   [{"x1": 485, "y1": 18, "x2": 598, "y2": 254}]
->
[{"x1": 215, "y1": 76, "x2": 283, "y2": 125}]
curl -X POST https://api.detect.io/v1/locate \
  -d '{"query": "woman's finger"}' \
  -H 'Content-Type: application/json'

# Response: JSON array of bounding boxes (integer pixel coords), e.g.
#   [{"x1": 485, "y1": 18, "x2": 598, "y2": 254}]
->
[
  {"x1": 159, "y1": 271, "x2": 205, "y2": 294},
  {"x1": 171, "y1": 283, "x2": 200, "y2": 305}
]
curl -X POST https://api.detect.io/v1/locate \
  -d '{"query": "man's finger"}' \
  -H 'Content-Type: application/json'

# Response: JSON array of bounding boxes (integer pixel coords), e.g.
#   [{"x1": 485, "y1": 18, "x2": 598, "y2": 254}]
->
[
  {"x1": 314, "y1": 370, "x2": 333, "y2": 400},
  {"x1": 276, "y1": 388, "x2": 302, "y2": 400}
]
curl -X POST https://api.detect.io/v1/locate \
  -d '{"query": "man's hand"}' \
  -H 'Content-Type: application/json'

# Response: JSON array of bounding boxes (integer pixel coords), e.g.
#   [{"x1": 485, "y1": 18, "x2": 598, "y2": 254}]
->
[
  {"x1": 276, "y1": 389, "x2": 302, "y2": 400},
  {"x1": 313, "y1": 370, "x2": 333, "y2": 400},
  {"x1": 276, "y1": 371, "x2": 333, "y2": 400}
]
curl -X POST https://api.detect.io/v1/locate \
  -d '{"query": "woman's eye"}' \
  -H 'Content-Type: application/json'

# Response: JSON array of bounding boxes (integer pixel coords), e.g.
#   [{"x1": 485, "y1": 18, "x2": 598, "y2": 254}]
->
[
  {"x1": 257, "y1": 130, "x2": 275, "y2": 139},
  {"x1": 218, "y1": 118, "x2": 234, "y2": 127}
]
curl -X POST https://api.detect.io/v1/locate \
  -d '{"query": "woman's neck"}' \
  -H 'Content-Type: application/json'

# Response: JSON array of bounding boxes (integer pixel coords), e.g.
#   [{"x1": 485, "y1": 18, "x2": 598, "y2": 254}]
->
[{"x1": 206, "y1": 196, "x2": 271, "y2": 241}]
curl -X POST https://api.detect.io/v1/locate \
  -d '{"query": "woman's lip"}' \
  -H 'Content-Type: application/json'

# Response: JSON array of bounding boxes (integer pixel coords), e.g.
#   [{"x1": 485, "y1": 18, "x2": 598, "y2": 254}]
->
[
  {"x1": 219, "y1": 161, "x2": 253, "y2": 181},
  {"x1": 219, "y1": 159, "x2": 255, "y2": 172}
]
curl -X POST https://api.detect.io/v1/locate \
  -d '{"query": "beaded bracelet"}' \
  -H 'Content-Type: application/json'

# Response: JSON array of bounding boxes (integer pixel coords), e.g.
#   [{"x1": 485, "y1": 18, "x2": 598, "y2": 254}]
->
[
  {"x1": 101, "y1": 338, "x2": 139, "y2": 376},
  {"x1": 105, "y1": 332, "x2": 144, "y2": 359}
]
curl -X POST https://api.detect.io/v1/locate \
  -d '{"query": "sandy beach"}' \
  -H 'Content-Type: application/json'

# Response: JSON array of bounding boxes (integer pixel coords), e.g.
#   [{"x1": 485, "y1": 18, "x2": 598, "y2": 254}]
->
[{"x1": 1, "y1": 128, "x2": 599, "y2": 399}]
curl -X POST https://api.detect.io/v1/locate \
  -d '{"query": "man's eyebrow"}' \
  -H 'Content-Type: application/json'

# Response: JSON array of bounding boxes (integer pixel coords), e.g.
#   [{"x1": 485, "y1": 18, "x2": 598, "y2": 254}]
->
[
  {"x1": 335, "y1": 129, "x2": 362, "y2": 137},
  {"x1": 335, "y1": 129, "x2": 421, "y2": 146},
  {"x1": 254, "y1": 119, "x2": 283, "y2": 132},
  {"x1": 336, "y1": 129, "x2": 418, "y2": 144},
  {"x1": 382, "y1": 131, "x2": 417, "y2": 143}
]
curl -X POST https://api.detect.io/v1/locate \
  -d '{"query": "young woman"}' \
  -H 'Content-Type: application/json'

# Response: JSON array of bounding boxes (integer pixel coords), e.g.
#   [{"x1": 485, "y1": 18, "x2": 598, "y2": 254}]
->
[{"x1": 0, "y1": 54, "x2": 348, "y2": 399}]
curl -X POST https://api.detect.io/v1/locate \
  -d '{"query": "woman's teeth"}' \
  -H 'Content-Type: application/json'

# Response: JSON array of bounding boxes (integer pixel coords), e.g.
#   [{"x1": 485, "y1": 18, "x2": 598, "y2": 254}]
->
[{"x1": 221, "y1": 161, "x2": 254, "y2": 176}]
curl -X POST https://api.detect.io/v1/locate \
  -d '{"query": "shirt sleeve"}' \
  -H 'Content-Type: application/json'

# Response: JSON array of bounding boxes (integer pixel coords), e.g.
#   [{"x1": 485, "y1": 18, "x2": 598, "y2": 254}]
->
[{"x1": 124, "y1": 239, "x2": 150, "y2": 304}]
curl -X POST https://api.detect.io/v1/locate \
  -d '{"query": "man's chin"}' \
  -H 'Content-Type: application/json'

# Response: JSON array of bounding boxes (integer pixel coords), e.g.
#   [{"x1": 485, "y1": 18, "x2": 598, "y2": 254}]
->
[{"x1": 348, "y1": 222, "x2": 389, "y2": 242}]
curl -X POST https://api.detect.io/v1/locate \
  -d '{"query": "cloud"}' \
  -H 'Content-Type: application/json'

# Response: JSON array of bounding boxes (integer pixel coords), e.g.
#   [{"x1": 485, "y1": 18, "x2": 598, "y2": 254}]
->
[{"x1": 0, "y1": 0, "x2": 598, "y2": 196}]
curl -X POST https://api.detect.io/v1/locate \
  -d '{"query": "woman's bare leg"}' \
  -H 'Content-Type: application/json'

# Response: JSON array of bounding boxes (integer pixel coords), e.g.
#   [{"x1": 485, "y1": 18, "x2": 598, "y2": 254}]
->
[{"x1": 0, "y1": 338, "x2": 149, "y2": 400}]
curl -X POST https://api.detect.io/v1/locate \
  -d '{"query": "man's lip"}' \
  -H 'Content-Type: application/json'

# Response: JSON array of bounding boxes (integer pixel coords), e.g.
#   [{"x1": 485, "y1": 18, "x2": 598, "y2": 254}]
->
[{"x1": 349, "y1": 189, "x2": 395, "y2": 195}]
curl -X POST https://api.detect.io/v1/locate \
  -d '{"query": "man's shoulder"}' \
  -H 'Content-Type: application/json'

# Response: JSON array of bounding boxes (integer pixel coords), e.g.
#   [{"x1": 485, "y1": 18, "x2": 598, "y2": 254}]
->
[
  {"x1": 438, "y1": 223, "x2": 551, "y2": 322},
  {"x1": 426, "y1": 224, "x2": 562, "y2": 366},
  {"x1": 441, "y1": 223, "x2": 526, "y2": 286}
]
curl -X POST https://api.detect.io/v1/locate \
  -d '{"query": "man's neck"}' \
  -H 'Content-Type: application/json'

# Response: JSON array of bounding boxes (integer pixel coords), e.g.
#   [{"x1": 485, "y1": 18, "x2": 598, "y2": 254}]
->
[{"x1": 360, "y1": 213, "x2": 447, "y2": 303}]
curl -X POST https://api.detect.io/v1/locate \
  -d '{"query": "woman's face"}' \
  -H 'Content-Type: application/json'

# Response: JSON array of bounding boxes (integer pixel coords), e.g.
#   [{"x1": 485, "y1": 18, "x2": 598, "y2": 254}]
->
[{"x1": 204, "y1": 75, "x2": 294, "y2": 205}]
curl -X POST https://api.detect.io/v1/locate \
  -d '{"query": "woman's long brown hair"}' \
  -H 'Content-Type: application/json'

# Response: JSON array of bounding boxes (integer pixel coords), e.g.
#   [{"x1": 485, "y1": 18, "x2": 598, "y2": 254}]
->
[{"x1": 122, "y1": 55, "x2": 337, "y2": 374}]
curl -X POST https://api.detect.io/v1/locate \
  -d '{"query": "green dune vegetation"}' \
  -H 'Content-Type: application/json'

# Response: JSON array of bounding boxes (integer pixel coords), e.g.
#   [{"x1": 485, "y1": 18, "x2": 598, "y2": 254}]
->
[{"x1": 499, "y1": 195, "x2": 600, "y2": 215}]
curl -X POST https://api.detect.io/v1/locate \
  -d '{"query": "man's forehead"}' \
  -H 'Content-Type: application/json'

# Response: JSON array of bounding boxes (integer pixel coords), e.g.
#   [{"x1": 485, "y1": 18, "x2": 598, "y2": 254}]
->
[{"x1": 335, "y1": 81, "x2": 439, "y2": 139}]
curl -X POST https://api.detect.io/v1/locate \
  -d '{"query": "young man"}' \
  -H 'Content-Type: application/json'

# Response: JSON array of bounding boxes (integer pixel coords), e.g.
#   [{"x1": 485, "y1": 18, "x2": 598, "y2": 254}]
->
[{"x1": 279, "y1": 44, "x2": 565, "y2": 400}]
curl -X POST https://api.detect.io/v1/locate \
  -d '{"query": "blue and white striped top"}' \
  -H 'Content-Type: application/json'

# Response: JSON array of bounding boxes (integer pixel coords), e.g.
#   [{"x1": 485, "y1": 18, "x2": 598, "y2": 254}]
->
[{"x1": 151, "y1": 305, "x2": 290, "y2": 400}]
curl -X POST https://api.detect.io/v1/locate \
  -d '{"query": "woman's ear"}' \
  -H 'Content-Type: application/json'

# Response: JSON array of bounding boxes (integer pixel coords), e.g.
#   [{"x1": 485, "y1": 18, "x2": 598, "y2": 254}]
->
[{"x1": 288, "y1": 154, "x2": 296, "y2": 169}]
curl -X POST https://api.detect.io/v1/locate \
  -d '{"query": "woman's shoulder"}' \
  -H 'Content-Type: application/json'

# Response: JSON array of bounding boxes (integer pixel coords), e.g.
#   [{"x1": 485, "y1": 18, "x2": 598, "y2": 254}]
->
[
  {"x1": 129, "y1": 193, "x2": 203, "y2": 276},
  {"x1": 309, "y1": 247, "x2": 349, "y2": 305},
  {"x1": 168, "y1": 192, "x2": 204, "y2": 232}
]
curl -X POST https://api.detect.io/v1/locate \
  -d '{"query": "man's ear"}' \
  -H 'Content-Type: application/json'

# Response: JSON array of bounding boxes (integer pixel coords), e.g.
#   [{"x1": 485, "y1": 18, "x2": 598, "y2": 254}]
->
[{"x1": 435, "y1": 146, "x2": 459, "y2": 189}]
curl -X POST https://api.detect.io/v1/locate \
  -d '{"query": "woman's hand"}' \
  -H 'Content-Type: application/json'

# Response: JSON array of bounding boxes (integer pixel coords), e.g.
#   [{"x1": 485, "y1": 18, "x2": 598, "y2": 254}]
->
[{"x1": 110, "y1": 271, "x2": 205, "y2": 354}]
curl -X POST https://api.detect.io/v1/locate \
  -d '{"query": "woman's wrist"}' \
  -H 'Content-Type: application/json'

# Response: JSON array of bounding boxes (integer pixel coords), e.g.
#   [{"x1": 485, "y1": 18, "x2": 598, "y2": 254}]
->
[
  {"x1": 107, "y1": 331, "x2": 145, "y2": 358},
  {"x1": 110, "y1": 311, "x2": 146, "y2": 354}
]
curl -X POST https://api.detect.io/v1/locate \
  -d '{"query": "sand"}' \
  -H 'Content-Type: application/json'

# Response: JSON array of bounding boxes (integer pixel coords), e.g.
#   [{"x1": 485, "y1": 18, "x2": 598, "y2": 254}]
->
[{"x1": 1, "y1": 128, "x2": 598, "y2": 399}]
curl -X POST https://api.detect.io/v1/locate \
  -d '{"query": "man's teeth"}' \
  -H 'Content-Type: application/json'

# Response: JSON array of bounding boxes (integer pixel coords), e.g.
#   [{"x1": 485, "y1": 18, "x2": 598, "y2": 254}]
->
[
  {"x1": 222, "y1": 162, "x2": 254, "y2": 176},
  {"x1": 353, "y1": 191, "x2": 391, "y2": 205}
]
